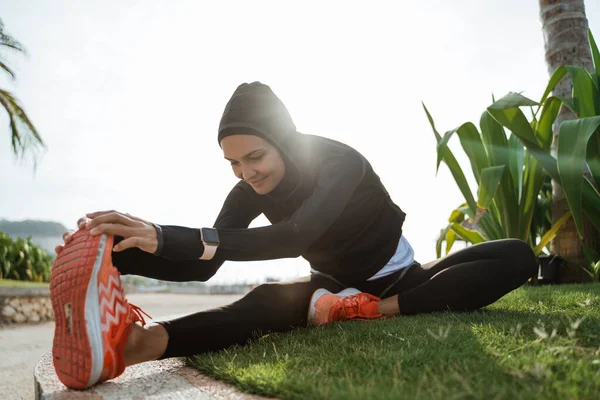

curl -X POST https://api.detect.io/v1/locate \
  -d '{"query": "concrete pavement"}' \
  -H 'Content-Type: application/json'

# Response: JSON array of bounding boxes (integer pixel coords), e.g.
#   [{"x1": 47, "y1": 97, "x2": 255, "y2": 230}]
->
[{"x1": 1, "y1": 293, "x2": 244, "y2": 400}]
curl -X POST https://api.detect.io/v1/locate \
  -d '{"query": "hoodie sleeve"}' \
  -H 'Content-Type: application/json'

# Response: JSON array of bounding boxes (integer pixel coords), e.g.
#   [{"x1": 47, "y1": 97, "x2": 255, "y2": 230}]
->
[
  {"x1": 155, "y1": 149, "x2": 365, "y2": 262},
  {"x1": 111, "y1": 182, "x2": 262, "y2": 277}
]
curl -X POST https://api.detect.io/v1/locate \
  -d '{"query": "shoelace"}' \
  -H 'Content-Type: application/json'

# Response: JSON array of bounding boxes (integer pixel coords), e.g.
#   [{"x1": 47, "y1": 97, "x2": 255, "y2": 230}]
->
[
  {"x1": 331, "y1": 294, "x2": 368, "y2": 319},
  {"x1": 129, "y1": 303, "x2": 153, "y2": 326}
]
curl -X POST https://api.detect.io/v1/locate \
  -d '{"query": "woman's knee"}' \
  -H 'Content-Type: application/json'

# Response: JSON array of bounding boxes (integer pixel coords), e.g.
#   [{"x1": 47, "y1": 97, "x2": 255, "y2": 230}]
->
[
  {"x1": 500, "y1": 239, "x2": 537, "y2": 278},
  {"x1": 242, "y1": 282, "x2": 309, "y2": 326},
  {"x1": 245, "y1": 283, "x2": 297, "y2": 307}
]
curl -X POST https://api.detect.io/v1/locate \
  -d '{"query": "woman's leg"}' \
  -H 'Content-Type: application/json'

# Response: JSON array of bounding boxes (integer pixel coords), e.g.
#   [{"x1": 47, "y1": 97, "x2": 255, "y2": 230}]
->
[
  {"x1": 124, "y1": 274, "x2": 345, "y2": 365},
  {"x1": 377, "y1": 239, "x2": 537, "y2": 315},
  {"x1": 124, "y1": 324, "x2": 169, "y2": 366}
]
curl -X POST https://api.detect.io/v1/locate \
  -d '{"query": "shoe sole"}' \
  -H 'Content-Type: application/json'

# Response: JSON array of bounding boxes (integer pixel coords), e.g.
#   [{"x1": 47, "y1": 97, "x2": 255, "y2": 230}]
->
[
  {"x1": 50, "y1": 230, "x2": 109, "y2": 389},
  {"x1": 307, "y1": 288, "x2": 361, "y2": 325},
  {"x1": 307, "y1": 288, "x2": 330, "y2": 324}
]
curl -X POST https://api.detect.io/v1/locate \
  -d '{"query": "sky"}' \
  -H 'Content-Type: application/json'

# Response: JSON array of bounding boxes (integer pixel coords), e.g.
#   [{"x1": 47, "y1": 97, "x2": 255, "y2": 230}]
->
[{"x1": 1, "y1": 0, "x2": 599, "y2": 284}]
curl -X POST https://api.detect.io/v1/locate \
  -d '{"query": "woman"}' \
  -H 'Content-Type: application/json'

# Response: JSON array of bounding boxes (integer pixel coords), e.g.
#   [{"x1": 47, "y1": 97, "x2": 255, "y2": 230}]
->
[{"x1": 51, "y1": 82, "x2": 537, "y2": 390}]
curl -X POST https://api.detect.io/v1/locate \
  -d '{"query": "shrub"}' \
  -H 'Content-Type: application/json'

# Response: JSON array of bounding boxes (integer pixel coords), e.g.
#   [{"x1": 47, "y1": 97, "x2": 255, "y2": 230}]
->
[{"x1": 0, "y1": 231, "x2": 52, "y2": 282}]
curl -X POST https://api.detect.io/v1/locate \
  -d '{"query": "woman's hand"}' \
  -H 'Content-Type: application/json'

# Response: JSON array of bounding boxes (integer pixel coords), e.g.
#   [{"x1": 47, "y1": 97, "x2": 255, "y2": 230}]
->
[
  {"x1": 54, "y1": 217, "x2": 89, "y2": 255},
  {"x1": 85, "y1": 210, "x2": 159, "y2": 254}
]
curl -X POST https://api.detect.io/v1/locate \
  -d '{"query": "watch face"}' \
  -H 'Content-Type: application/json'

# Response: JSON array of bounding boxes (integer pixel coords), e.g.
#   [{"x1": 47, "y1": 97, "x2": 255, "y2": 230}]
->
[{"x1": 202, "y1": 228, "x2": 220, "y2": 245}]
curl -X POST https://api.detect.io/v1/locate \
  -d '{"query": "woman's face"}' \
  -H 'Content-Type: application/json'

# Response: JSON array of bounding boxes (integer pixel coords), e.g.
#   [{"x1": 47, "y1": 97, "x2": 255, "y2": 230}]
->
[{"x1": 221, "y1": 134, "x2": 286, "y2": 195}]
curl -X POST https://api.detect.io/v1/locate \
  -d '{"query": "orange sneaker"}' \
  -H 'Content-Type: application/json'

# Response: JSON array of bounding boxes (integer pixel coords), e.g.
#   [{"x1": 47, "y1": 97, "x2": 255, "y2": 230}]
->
[
  {"x1": 308, "y1": 288, "x2": 382, "y2": 326},
  {"x1": 50, "y1": 229, "x2": 151, "y2": 389}
]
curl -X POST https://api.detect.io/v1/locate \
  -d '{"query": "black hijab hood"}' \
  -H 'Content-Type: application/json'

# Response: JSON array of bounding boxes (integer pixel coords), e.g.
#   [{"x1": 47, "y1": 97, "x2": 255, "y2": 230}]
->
[{"x1": 218, "y1": 82, "x2": 305, "y2": 199}]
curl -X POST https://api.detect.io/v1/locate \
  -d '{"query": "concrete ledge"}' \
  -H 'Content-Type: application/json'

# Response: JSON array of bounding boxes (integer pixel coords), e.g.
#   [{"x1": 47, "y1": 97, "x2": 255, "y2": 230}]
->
[
  {"x1": 1, "y1": 288, "x2": 53, "y2": 324},
  {"x1": 35, "y1": 351, "x2": 273, "y2": 400},
  {"x1": 0, "y1": 286, "x2": 50, "y2": 296}
]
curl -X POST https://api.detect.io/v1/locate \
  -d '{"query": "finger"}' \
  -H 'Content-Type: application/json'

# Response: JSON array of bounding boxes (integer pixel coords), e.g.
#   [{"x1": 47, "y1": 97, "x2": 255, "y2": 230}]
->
[
  {"x1": 55, "y1": 245, "x2": 64, "y2": 254},
  {"x1": 62, "y1": 230, "x2": 75, "y2": 241},
  {"x1": 87, "y1": 212, "x2": 139, "y2": 230},
  {"x1": 89, "y1": 223, "x2": 139, "y2": 238},
  {"x1": 124, "y1": 213, "x2": 146, "y2": 223},
  {"x1": 112, "y1": 236, "x2": 140, "y2": 252},
  {"x1": 77, "y1": 217, "x2": 91, "y2": 229},
  {"x1": 86, "y1": 210, "x2": 116, "y2": 218},
  {"x1": 112, "y1": 237, "x2": 155, "y2": 253}
]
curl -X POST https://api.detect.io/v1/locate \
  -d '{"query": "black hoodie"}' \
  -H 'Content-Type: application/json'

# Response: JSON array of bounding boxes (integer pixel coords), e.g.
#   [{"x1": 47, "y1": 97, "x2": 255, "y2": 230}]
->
[{"x1": 115, "y1": 82, "x2": 406, "y2": 286}]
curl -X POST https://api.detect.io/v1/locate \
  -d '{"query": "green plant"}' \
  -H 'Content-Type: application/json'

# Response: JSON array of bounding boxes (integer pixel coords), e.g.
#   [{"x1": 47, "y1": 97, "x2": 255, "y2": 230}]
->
[
  {"x1": 0, "y1": 231, "x2": 53, "y2": 282},
  {"x1": 423, "y1": 99, "x2": 570, "y2": 258},
  {"x1": 581, "y1": 247, "x2": 600, "y2": 282},
  {"x1": 0, "y1": 19, "x2": 44, "y2": 163},
  {"x1": 487, "y1": 29, "x2": 600, "y2": 240}
]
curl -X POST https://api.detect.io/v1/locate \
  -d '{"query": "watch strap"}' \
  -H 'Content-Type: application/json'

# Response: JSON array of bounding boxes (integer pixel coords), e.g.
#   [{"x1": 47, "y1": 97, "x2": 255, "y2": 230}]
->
[{"x1": 200, "y1": 228, "x2": 218, "y2": 260}]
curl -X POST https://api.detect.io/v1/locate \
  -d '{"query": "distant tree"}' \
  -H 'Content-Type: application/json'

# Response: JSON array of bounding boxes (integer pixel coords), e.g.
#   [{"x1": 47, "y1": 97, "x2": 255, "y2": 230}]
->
[
  {"x1": 0, "y1": 18, "x2": 44, "y2": 167},
  {"x1": 0, "y1": 219, "x2": 68, "y2": 236}
]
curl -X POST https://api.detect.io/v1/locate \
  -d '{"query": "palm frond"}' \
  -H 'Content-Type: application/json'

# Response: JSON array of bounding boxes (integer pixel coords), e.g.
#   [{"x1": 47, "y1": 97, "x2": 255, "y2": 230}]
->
[
  {"x1": 0, "y1": 19, "x2": 25, "y2": 54},
  {"x1": 0, "y1": 59, "x2": 16, "y2": 79},
  {"x1": 0, "y1": 41, "x2": 24, "y2": 53},
  {"x1": 0, "y1": 19, "x2": 25, "y2": 81},
  {"x1": 0, "y1": 88, "x2": 44, "y2": 159},
  {"x1": 0, "y1": 19, "x2": 43, "y2": 170}
]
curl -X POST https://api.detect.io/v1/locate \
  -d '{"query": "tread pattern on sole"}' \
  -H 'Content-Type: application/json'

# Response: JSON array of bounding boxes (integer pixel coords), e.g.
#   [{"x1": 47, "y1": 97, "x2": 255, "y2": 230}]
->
[
  {"x1": 50, "y1": 230, "x2": 101, "y2": 389},
  {"x1": 51, "y1": 229, "x2": 143, "y2": 390}
]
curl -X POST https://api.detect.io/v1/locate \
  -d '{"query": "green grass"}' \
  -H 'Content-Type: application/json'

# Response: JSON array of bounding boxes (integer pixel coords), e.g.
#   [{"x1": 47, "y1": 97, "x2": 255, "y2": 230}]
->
[
  {"x1": 188, "y1": 283, "x2": 600, "y2": 400},
  {"x1": 0, "y1": 279, "x2": 49, "y2": 288}
]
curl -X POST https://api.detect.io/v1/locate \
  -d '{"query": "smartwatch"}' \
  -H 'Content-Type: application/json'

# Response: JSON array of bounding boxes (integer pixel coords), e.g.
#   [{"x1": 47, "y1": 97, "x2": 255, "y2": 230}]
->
[{"x1": 200, "y1": 227, "x2": 220, "y2": 260}]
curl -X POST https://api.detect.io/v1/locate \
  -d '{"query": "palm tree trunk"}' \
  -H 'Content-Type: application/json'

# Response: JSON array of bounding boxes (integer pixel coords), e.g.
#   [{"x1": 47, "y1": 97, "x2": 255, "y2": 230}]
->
[{"x1": 539, "y1": 0, "x2": 600, "y2": 283}]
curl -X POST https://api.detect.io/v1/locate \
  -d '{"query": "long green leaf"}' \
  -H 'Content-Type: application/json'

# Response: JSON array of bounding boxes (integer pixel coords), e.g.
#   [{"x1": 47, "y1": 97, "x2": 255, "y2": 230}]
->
[
  {"x1": 445, "y1": 229, "x2": 456, "y2": 255},
  {"x1": 582, "y1": 247, "x2": 600, "y2": 268},
  {"x1": 475, "y1": 166, "x2": 505, "y2": 223},
  {"x1": 436, "y1": 122, "x2": 490, "y2": 184},
  {"x1": 436, "y1": 225, "x2": 451, "y2": 259},
  {"x1": 558, "y1": 116, "x2": 600, "y2": 238},
  {"x1": 436, "y1": 130, "x2": 453, "y2": 174},
  {"x1": 539, "y1": 66, "x2": 568, "y2": 108},
  {"x1": 439, "y1": 149, "x2": 477, "y2": 215},
  {"x1": 423, "y1": 102, "x2": 449, "y2": 175},
  {"x1": 536, "y1": 96, "x2": 562, "y2": 151},
  {"x1": 534, "y1": 211, "x2": 572, "y2": 256},
  {"x1": 507, "y1": 135, "x2": 525, "y2": 203},
  {"x1": 486, "y1": 199, "x2": 504, "y2": 232},
  {"x1": 530, "y1": 175, "x2": 552, "y2": 247},
  {"x1": 480, "y1": 111, "x2": 518, "y2": 237},
  {"x1": 589, "y1": 29, "x2": 600, "y2": 90},
  {"x1": 491, "y1": 92, "x2": 539, "y2": 110},
  {"x1": 520, "y1": 153, "x2": 547, "y2": 241},
  {"x1": 422, "y1": 103, "x2": 443, "y2": 143},
  {"x1": 587, "y1": 131, "x2": 600, "y2": 189},
  {"x1": 488, "y1": 94, "x2": 539, "y2": 144},
  {"x1": 455, "y1": 122, "x2": 489, "y2": 184},
  {"x1": 450, "y1": 223, "x2": 486, "y2": 244},
  {"x1": 480, "y1": 111, "x2": 509, "y2": 167},
  {"x1": 424, "y1": 104, "x2": 477, "y2": 213},
  {"x1": 487, "y1": 106, "x2": 560, "y2": 180},
  {"x1": 582, "y1": 180, "x2": 600, "y2": 232},
  {"x1": 565, "y1": 66, "x2": 600, "y2": 117},
  {"x1": 478, "y1": 204, "x2": 505, "y2": 240},
  {"x1": 448, "y1": 204, "x2": 470, "y2": 223}
]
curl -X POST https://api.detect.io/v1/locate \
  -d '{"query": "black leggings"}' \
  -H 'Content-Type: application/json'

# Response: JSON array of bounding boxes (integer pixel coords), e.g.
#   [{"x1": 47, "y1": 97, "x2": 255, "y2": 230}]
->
[{"x1": 123, "y1": 239, "x2": 536, "y2": 359}]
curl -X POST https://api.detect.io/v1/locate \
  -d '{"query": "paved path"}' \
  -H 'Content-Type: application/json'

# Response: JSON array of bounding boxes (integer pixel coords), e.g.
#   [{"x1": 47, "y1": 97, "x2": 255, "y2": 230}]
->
[{"x1": 0, "y1": 293, "x2": 242, "y2": 400}]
